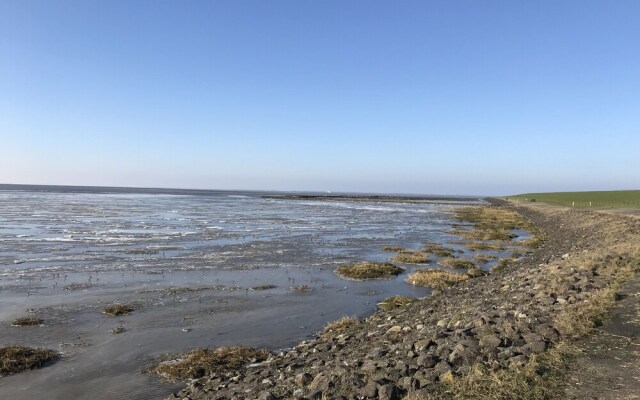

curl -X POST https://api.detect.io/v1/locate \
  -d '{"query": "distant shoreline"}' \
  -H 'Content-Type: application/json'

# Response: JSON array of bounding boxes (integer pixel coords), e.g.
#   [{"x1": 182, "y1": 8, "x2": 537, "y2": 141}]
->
[
  {"x1": 0, "y1": 183, "x2": 484, "y2": 200},
  {"x1": 262, "y1": 194, "x2": 483, "y2": 203}
]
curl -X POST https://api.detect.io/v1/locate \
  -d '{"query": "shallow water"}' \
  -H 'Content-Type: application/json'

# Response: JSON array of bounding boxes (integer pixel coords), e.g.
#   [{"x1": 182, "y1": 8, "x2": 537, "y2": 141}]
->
[{"x1": 0, "y1": 186, "x2": 490, "y2": 399}]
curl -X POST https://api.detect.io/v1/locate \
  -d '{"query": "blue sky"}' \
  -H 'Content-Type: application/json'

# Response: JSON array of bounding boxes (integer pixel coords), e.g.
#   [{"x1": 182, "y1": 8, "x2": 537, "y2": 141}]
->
[{"x1": 1, "y1": 1, "x2": 639, "y2": 195}]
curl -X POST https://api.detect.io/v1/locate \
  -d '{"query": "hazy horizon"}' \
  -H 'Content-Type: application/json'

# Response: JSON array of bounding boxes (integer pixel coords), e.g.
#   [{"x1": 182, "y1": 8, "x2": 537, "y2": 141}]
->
[{"x1": 2, "y1": 1, "x2": 639, "y2": 195}]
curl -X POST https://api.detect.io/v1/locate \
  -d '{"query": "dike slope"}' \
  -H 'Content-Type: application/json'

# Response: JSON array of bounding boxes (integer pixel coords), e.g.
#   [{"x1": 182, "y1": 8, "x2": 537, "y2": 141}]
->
[{"x1": 170, "y1": 200, "x2": 640, "y2": 400}]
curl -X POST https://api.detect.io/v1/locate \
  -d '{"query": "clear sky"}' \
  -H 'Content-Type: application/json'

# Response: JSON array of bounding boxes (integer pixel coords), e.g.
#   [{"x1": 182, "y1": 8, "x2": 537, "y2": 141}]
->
[{"x1": 1, "y1": 1, "x2": 639, "y2": 195}]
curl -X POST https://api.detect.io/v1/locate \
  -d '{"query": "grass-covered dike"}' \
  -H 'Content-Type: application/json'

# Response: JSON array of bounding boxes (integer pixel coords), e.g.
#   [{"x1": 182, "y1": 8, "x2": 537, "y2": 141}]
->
[{"x1": 509, "y1": 189, "x2": 640, "y2": 209}]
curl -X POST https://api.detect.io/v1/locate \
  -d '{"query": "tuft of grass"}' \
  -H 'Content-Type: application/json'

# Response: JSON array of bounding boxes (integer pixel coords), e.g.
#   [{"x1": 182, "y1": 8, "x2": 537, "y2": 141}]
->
[
  {"x1": 391, "y1": 251, "x2": 428, "y2": 264},
  {"x1": 407, "y1": 269, "x2": 469, "y2": 289},
  {"x1": 378, "y1": 295, "x2": 417, "y2": 311},
  {"x1": 0, "y1": 345, "x2": 59, "y2": 376},
  {"x1": 103, "y1": 304, "x2": 134, "y2": 316},
  {"x1": 322, "y1": 316, "x2": 358, "y2": 336},
  {"x1": 290, "y1": 284, "x2": 312, "y2": 292},
  {"x1": 111, "y1": 325, "x2": 125, "y2": 334},
  {"x1": 465, "y1": 241, "x2": 507, "y2": 251},
  {"x1": 336, "y1": 261, "x2": 403, "y2": 280},
  {"x1": 423, "y1": 242, "x2": 455, "y2": 257},
  {"x1": 124, "y1": 248, "x2": 159, "y2": 255},
  {"x1": 382, "y1": 245, "x2": 406, "y2": 252},
  {"x1": 518, "y1": 235, "x2": 544, "y2": 249},
  {"x1": 64, "y1": 282, "x2": 94, "y2": 291},
  {"x1": 492, "y1": 258, "x2": 513, "y2": 272},
  {"x1": 466, "y1": 267, "x2": 487, "y2": 278},
  {"x1": 438, "y1": 257, "x2": 475, "y2": 269},
  {"x1": 11, "y1": 317, "x2": 43, "y2": 327},
  {"x1": 147, "y1": 346, "x2": 270, "y2": 381},
  {"x1": 449, "y1": 228, "x2": 517, "y2": 241},
  {"x1": 474, "y1": 254, "x2": 496, "y2": 264}
]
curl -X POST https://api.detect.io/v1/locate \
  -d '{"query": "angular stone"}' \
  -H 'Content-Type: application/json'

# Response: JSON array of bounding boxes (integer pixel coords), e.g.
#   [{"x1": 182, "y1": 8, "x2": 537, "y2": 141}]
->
[
  {"x1": 295, "y1": 372, "x2": 313, "y2": 386},
  {"x1": 508, "y1": 355, "x2": 528, "y2": 368},
  {"x1": 378, "y1": 384, "x2": 400, "y2": 400},
  {"x1": 416, "y1": 353, "x2": 439, "y2": 368},
  {"x1": 386, "y1": 325, "x2": 402, "y2": 334},
  {"x1": 258, "y1": 392, "x2": 275, "y2": 400},
  {"x1": 359, "y1": 381, "x2": 378, "y2": 398},
  {"x1": 523, "y1": 340, "x2": 547, "y2": 354},
  {"x1": 522, "y1": 332, "x2": 543, "y2": 344},
  {"x1": 479, "y1": 335, "x2": 501, "y2": 349},
  {"x1": 308, "y1": 390, "x2": 324, "y2": 400}
]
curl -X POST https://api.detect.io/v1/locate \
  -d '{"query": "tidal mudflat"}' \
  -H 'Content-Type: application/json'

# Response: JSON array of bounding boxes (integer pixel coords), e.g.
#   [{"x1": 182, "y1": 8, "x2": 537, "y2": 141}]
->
[{"x1": 0, "y1": 186, "x2": 529, "y2": 399}]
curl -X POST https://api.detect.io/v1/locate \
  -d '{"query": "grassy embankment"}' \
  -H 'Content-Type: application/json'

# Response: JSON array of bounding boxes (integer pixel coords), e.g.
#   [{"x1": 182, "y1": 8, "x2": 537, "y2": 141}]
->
[
  {"x1": 508, "y1": 190, "x2": 640, "y2": 209},
  {"x1": 408, "y1": 204, "x2": 640, "y2": 400}
]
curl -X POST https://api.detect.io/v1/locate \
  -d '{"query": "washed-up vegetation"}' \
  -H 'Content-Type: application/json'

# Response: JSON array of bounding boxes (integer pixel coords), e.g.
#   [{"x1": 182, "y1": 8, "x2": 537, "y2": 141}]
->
[
  {"x1": 438, "y1": 257, "x2": 475, "y2": 269},
  {"x1": 336, "y1": 261, "x2": 403, "y2": 280},
  {"x1": 161, "y1": 286, "x2": 225, "y2": 295},
  {"x1": 147, "y1": 346, "x2": 270, "y2": 381},
  {"x1": 137, "y1": 285, "x2": 242, "y2": 295},
  {"x1": 407, "y1": 269, "x2": 469, "y2": 289},
  {"x1": 378, "y1": 295, "x2": 418, "y2": 311},
  {"x1": 391, "y1": 251, "x2": 429, "y2": 264},
  {"x1": 11, "y1": 317, "x2": 43, "y2": 326},
  {"x1": 0, "y1": 345, "x2": 59, "y2": 376},
  {"x1": 251, "y1": 284, "x2": 277, "y2": 291},
  {"x1": 103, "y1": 304, "x2": 134, "y2": 316},
  {"x1": 64, "y1": 282, "x2": 94, "y2": 291}
]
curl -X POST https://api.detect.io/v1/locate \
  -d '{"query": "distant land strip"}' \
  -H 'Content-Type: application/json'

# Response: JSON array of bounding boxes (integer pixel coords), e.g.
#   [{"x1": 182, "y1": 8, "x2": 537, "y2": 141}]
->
[{"x1": 261, "y1": 194, "x2": 483, "y2": 203}]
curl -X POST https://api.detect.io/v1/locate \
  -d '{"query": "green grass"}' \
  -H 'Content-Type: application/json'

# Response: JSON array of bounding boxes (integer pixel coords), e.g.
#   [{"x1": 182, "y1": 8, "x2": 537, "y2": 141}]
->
[{"x1": 508, "y1": 190, "x2": 640, "y2": 209}]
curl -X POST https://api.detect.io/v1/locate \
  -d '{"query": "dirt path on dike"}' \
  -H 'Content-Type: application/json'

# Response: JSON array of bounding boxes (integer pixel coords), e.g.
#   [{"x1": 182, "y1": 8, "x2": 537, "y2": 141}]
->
[{"x1": 564, "y1": 276, "x2": 640, "y2": 399}]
